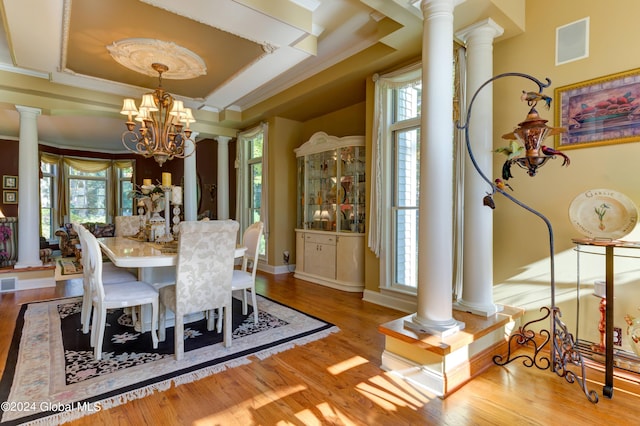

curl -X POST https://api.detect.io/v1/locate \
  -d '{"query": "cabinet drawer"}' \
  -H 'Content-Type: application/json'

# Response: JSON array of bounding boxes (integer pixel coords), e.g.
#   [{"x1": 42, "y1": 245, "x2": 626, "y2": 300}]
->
[{"x1": 304, "y1": 233, "x2": 336, "y2": 246}]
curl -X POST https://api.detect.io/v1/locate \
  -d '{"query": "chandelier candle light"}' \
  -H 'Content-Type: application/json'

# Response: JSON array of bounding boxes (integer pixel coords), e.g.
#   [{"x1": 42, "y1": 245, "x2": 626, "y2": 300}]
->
[{"x1": 120, "y1": 63, "x2": 196, "y2": 166}]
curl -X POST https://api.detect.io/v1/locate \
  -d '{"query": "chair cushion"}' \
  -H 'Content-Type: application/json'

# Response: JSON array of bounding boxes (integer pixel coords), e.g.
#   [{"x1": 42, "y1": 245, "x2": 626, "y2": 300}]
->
[
  {"x1": 231, "y1": 270, "x2": 254, "y2": 289},
  {"x1": 98, "y1": 281, "x2": 159, "y2": 304}
]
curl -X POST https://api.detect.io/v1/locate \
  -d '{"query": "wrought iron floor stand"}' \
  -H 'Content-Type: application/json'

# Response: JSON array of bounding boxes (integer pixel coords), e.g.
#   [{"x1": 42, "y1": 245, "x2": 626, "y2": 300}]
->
[{"x1": 458, "y1": 72, "x2": 598, "y2": 403}]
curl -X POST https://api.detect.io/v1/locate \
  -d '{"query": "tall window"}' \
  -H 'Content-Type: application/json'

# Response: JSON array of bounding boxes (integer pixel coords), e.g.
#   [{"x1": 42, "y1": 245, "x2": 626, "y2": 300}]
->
[
  {"x1": 237, "y1": 123, "x2": 268, "y2": 258},
  {"x1": 248, "y1": 136, "x2": 263, "y2": 226},
  {"x1": 391, "y1": 83, "x2": 421, "y2": 290},
  {"x1": 117, "y1": 164, "x2": 134, "y2": 216},
  {"x1": 40, "y1": 162, "x2": 56, "y2": 240},
  {"x1": 67, "y1": 164, "x2": 108, "y2": 223}
]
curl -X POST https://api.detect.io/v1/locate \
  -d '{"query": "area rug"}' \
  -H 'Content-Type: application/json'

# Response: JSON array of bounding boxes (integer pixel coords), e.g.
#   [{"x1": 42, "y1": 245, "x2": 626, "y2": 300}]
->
[{"x1": 0, "y1": 295, "x2": 338, "y2": 425}]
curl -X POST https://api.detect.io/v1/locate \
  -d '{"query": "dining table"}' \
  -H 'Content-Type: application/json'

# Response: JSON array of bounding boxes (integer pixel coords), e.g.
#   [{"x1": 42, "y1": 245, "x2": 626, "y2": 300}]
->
[{"x1": 97, "y1": 236, "x2": 247, "y2": 332}]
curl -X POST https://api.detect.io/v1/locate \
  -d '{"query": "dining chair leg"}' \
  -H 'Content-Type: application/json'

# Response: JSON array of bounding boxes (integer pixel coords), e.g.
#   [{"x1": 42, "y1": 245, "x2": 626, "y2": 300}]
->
[
  {"x1": 158, "y1": 303, "x2": 167, "y2": 342},
  {"x1": 216, "y1": 308, "x2": 223, "y2": 333},
  {"x1": 81, "y1": 293, "x2": 92, "y2": 334},
  {"x1": 174, "y1": 315, "x2": 185, "y2": 361},
  {"x1": 150, "y1": 301, "x2": 159, "y2": 349},
  {"x1": 250, "y1": 290, "x2": 258, "y2": 323},
  {"x1": 241, "y1": 289, "x2": 248, "y2": 315},
  {"x1": 89, "y1": 305, "x2": 99, "y2": 348},
  {"x1": 93, "y1": 308, "x2": 107, "y2": 360},
  {"x1": 206, "y1": 309, "x2": 216, "y2": 331},
  {"x1": 223, "y1": 304, "x2": 231, "y2": 348}
]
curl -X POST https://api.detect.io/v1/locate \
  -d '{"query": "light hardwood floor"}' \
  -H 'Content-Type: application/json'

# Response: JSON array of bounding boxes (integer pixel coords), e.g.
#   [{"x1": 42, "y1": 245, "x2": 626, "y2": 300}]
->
[{"x1": 1, "y1": 272, "x2": 639, "y2": 425}]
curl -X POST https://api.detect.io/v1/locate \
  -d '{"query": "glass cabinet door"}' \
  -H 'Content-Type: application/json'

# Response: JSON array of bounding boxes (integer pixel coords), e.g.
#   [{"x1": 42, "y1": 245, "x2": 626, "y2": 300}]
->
[
  {"x1": 305, "y1": 150, "x2": 337, "y2": 231},
  {"x1": 337, "y1": 146, "x2": 365, "y2": 233},
  {"x1": 296, "y1": 156, "x2": 305, "y2": 229}
]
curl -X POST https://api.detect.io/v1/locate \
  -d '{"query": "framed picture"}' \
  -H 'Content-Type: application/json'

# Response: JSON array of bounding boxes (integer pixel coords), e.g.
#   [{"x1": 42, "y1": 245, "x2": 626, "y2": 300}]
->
[
  {"x1": 3, "y1": 190, "x2": 17, "y2": 204},
  {"x1": 2, "y1": 175, "x2": 17, "y2": 189},
  {"x1": 555, "y1": 68, "x2": 640, "y2": 149}
]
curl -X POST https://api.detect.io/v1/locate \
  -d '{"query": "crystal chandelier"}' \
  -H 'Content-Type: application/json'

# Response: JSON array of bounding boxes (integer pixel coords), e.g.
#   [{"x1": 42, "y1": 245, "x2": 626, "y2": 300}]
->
[{"x1": 120, "y1": 63, "x2": 195, "y2": 166}]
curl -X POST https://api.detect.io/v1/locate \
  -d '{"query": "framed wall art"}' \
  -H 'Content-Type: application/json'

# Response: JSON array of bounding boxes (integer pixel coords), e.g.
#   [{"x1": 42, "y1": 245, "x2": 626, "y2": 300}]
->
[
  {"x1": 2, "y1": 175, "x2": 17, "y2": 189},
  {"x1": 3, "y1": 190, "x2": 17, "y2": 204},
  {"x1": 555, "y1": 68, "x2": 640, "y2": 149}
]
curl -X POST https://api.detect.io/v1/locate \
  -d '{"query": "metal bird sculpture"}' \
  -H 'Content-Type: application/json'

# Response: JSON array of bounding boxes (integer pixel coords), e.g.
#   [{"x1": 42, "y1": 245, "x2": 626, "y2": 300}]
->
[
  {"x1": 494, "y1": 140, "x2": 524, "y2": 180},
  {"x1": 521, "y1": 90, "x2": 552, "y2": 109},
  {"x1": 494, "y1": 140, "x2": 524, "y2": 160},
  {"x1": 541, "y1": 145, "x2": 570, "y2": 166},
  {"x1": 495, "y1": 178, "x2": 513, "y2": 191}
]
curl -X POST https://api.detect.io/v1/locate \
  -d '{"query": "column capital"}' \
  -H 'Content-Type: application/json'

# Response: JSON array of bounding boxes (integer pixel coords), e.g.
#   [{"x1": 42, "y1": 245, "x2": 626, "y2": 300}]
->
[
  {"x1": 216, "y1": 135, "x2": 232, "y2": 144},
  {"x1": 455, "y1": 18, "x2": 504, "y2": 43},
  {"x1": 15, "y1": 105, "x2": 42, "y2": 116}
]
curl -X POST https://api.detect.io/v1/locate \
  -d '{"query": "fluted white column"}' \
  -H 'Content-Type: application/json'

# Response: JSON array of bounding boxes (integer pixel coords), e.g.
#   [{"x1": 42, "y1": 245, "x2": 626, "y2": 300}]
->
[
  {"x1": 408, "y1": 0, "x2": 463, "y2": 336},
  {"x1": 455, "y1": 19, "x2": 504, "y2": 316},
  {"x1": 217, "y1": 136, "x2": 231, "y2": 220},
  {"x1": 14, "y1": 105, "x2": 42, "y2": 268},
  {"x1": 183, "y1": 133, "x2": 198, "y2": 221}
]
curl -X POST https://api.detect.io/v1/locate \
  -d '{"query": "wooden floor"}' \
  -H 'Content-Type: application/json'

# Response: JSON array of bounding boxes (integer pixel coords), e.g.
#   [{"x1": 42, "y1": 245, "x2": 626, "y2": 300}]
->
[{"x1": 1, "y1": 272, "x2": 639, "y2": 425}]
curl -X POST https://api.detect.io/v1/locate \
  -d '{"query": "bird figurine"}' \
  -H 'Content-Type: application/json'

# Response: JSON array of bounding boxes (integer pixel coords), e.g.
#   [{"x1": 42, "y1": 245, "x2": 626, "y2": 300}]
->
[
  {"x1": 494, "y1": 140, "x2": 524, "y2": 160},
  {"x1": 501, "y1": 159, "x2": 514, "y2": 180},
  {"x1": 521, "y1": 90, "x2": 552, "y2": 109},
  {"x1": 482, "y1": 193, "x2": 495, "y2": 209},
  {"x1": 541, "y1": 145, "x2": 570, "y2": 166},
  {"x1": 495, "y1": 178, "x2": 513, "y2": 191}
]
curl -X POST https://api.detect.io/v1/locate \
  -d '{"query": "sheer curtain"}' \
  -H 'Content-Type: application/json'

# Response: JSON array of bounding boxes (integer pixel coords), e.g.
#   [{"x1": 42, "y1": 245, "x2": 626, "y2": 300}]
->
[
  {"x1": 368, "y1": 62, "x2": 421, "y2": 257},
  {"x1": 368, "y1": 48, "x2": 466, "y2": 297}
]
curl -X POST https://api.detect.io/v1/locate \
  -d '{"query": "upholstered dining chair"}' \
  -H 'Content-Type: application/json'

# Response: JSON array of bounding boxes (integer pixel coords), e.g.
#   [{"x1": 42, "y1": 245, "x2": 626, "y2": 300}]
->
[
  {"x1": 83, "y1": 228, "x2": 159, "y2": 360},
  {"x1": 115, "y1": 215, "x2": 144, "y2": 237},
  {"x1": 158, "y1": 220, "x2": 239, "y2": 360},
  {"x1": 217, "y1": 221, "x2": 263, "y2": 332},
  {"x1": 74, "y1": 224, "x2": 138, "y2": 334}
]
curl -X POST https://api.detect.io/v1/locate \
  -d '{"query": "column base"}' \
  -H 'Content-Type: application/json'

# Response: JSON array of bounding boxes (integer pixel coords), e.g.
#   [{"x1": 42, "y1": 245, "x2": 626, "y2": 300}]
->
[
  {"x1": 404, "y1": 315, "x2": 465, "y2": 338},
  {"x1": 379, "y1": 305, "x2": 524, "y2": 397},
  {"x1": 453, "y1": 300, "x2": 504, "y2": 317}
]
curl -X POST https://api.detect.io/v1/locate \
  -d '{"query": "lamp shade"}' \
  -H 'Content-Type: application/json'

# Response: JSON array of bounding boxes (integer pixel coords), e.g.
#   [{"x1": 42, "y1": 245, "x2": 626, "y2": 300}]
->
[
  {"x1": 181, "y1": 108, "x2": 195, "y2": 128},
  {"x1": 120, "y1": 98, "x2": 138, "y2": 116},
  {"x1": 169, "y1": 100, "x2": 185, "y2": 117},
  {"x1": 139, "y1": 93, "x2": 158, "y2": 112}
]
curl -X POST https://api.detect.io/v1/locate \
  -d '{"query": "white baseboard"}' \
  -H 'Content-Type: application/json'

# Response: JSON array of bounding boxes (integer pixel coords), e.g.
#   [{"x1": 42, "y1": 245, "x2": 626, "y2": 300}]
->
[
  {"x1": 363, "y1": 289, "x2": 416, "y2": 313},
  {"x1": 18, "y1": 276, "x2": 56, "y2": 291}
]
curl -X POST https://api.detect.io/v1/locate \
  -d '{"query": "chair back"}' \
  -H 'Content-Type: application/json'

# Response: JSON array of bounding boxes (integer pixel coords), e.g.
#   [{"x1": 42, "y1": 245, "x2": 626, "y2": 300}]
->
[
  {"x1": 115, "y1": 215, "x2": 143, "y2": 237},
  {"x1": 74, "y1": 223, "x2": 91, "y2": 286},
  {"x1": 174, "y1": 220, "x2": 239, "y2": 315},
  {"x1": 82, "y1": 229, "x2": 106, "y2": 304},
  {"x1": 241, "y1": 222, "x2": 264, "y2": 279}
]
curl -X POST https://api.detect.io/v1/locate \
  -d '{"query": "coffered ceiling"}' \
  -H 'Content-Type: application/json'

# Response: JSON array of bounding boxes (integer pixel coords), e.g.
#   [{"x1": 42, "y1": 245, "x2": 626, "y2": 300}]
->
[{"x1": 0, "y1": 0, "x2": 524, "y2": 152}]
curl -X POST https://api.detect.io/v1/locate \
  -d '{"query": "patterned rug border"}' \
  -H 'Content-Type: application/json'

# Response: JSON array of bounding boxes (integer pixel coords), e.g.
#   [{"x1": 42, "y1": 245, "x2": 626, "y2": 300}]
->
[{"x1": 0, "y1": 295, "x2": 339, "y2": 425}]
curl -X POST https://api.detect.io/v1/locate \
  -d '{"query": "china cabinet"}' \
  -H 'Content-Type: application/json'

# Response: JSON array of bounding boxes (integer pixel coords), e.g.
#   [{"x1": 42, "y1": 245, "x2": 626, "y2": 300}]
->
[{"x1": 294, "y1": 132, "x2": 365, "y2": 292}]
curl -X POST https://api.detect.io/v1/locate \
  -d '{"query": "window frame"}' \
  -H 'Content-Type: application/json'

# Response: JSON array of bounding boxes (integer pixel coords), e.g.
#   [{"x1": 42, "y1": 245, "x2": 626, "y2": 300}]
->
[
  {"x1": 237, "y1": 123, "x2": 268, "y2": 261},
  {"x1": 66, "y1": 163, "x2": 110, "y2": 224},
  {"x1": 39, "y1": 161, "x2": 57, "y2": 241}
]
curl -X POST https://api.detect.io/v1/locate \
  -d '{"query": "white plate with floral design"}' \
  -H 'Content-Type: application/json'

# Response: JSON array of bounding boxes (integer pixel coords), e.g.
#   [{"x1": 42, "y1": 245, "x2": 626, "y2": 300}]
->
[{"x1": 569, "y1": 189, "x2": 638, "y2": 240}]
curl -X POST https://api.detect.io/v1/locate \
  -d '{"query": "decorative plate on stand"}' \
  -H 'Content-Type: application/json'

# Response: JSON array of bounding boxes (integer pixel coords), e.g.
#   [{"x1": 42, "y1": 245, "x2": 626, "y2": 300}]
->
[{"x1": 569, "y1": 189, "x2": 639, "y2": 240}]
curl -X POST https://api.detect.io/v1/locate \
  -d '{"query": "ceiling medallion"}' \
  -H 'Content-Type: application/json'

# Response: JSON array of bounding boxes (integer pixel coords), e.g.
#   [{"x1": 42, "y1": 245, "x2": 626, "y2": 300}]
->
[{"x1": 107, "y1": 38, "x2": 207, "y2": 79}]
